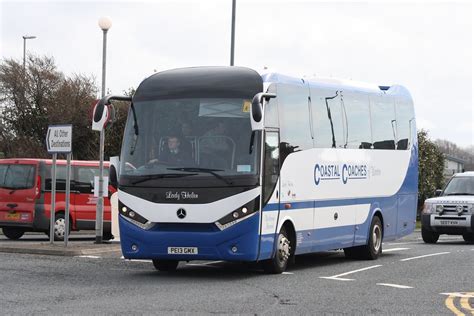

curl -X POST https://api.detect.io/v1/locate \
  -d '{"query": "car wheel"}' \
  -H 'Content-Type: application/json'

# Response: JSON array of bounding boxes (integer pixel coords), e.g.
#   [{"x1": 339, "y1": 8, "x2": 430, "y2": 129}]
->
[
  {"x1": 421, "y1": 227, "x2": 439, "y2": 244},
  {"x1": 53, "y1": 213, "x2": 71, "y2": 241},
  {"x1": 462, "y1": 234, "x2": 474, "y2": 244},
  {"x1": 263, "y1": 226, "x2": 291, "y2": 274},
  {"x1": 152, "y1": 260, "x2": 179, "y2": 272},
  {"x1": 2, "y1": 227, "x2": 25, "y2": 240}
]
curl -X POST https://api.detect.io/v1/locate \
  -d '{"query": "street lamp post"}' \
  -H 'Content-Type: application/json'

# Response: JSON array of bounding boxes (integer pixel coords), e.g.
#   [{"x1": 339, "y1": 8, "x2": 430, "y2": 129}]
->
[
  {"x1": 96, "y1": 16, "x2": 112, "y2": 244},
  {"x1": 230, "y1": 0, "x2": 236, "y2": 66},
  {"x1": 22, "y1": 35, "x2": 36, "y2": 70}
]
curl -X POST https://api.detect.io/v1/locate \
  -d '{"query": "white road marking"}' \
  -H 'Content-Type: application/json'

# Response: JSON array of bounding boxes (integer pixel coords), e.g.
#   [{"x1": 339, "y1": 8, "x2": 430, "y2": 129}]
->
[
  {"x1": 75, "y1": 255, "x2": 101, "y2": 259},
  {"x1": 377, "y1": 283, "x2": 413, "y2": 289},
  {"x1": 384, "y1": 241, "x2": 421, "y2": 246},
  {"x1": 320, "y1": 265, "x2": 383, "y2": 281},
  {"x1": 400, "y1": 252, "x2": 450, "y2": 262},
  {"x1": 440, "y1": 292, "x2": 474, "y2": 298},
  {"x1": 186, "y1": 260, "x2": 224, "y2": 267},
  {"x1": 383, "y1": 247, "x2": 410, "y2": 252},
  {"x1": 282, "y1": 272, "x2": 294, "y2": 275}
]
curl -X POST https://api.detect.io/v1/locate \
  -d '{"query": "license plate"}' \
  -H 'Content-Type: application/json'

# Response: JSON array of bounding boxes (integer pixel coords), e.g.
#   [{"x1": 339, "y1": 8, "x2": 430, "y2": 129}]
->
[
  {"x1": 167, "y1": 247, "x2": 198, "y2": 255},
  {"x1": 6, "y1": 213, "x2": 20, "y2": 220},
  {"x1": 439, "y1": 220, "x2": 460, "y2": 226}
]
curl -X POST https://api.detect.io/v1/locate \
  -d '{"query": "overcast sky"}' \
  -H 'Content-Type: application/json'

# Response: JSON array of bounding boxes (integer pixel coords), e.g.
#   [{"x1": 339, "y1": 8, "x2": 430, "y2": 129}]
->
[{"x1": 1, "y1": 0, "x2": 472, "y2": 147}]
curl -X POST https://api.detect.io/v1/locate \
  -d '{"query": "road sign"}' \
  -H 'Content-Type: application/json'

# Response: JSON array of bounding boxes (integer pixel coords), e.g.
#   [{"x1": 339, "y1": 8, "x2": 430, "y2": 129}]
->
[{"x1": 46, "y1": 125, "x2": 73, "y2": 154}]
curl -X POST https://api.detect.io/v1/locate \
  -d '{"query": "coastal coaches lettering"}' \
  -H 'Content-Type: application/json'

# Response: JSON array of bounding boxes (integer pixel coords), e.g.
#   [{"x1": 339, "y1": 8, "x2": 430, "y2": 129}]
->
[
  {"x1": 0, "y1": 159, "x2": 115, "y2": 240},
  {"x1": 104, "y1": 66, "x2": 417, "y2": 273}
]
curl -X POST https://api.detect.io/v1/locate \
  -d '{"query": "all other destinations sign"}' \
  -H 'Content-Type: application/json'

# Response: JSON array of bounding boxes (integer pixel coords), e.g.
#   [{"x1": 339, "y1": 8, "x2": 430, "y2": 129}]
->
[{"x1": 46, "y1": 124, "x2": 73, "y2": 154}]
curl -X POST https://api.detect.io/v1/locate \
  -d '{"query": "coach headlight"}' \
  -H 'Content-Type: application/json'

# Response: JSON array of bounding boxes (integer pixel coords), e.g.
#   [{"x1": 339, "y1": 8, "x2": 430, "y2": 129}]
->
[
  {"x1": 119, "y1": 201, "x2": 155, "y2": 230},
  {"x1": 215, "y1": 199, "x2": 259, "y2": 231},
  {"x1": 422, "y1": 202, "x2": 435, "y2": 214}
]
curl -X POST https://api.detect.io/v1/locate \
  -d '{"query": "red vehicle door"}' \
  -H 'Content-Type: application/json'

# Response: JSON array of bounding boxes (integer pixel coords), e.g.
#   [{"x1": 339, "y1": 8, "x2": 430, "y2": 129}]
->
[
  {"x1": 0, "y1": 161, "x2": 39, "y2": 228},
  {"x1": 73, "y1": 165, "x2": 110, "y2": 231}
]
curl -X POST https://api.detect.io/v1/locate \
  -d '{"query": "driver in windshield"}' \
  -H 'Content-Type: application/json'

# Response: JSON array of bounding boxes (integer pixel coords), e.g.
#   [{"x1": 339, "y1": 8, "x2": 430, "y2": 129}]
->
[{"x1": 149, "y1": 135, "x2": 193, "y2": 166}]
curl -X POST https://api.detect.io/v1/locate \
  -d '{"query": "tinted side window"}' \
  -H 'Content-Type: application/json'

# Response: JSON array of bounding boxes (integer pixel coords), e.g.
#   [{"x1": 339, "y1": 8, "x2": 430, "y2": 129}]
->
[
  {"x1": 344, "y1": 92, "x2": 372, "y2": 149},
  {"x1": 312, "y1": 89, "x2": 333, "y2": 148},
  {"x1": 370, "y1": 96, "x2": 396, "y2": 150},
  {"x1": 0, "y1": 165, "x2": 7, "y2": 186},
  {"x1": 263, "y1": 131, "x2": 279, "y2": 205},
  {"x1": 278, "y1": 83, "x2": 313, "y2": 152},
  {"x1": 45, "y1": 165, "x2": 69, "y2": 191},
  {"x1": 395, "y1": 97, "x2": 415, "y2": 150}
]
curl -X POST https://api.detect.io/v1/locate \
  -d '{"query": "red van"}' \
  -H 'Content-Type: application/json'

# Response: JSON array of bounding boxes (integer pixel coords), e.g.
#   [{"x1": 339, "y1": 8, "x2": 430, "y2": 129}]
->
[{"x1": 0, "y1": 159, "x2": 114, "y2": 240}]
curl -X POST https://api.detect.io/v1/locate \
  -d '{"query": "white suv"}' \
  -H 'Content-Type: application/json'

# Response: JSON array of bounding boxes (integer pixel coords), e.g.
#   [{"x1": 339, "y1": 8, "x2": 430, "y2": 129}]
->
[{"x1": 421, "y1": 171, "x2": 474, "y2": 244}]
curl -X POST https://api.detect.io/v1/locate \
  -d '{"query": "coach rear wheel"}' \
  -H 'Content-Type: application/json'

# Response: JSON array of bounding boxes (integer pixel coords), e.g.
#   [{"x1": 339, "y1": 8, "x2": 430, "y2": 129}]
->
[
  {"x1": 421, "y1": 227, "x2": 439, "y2": 244},
  {"x1": 344, "y1": 216, "x2": 382, "y2": 260},
  {"x1": 263, "y1": 227, "x2": 291, "y2": 274},
  {"x1": 463, "y1": 234, "x2": 474, "y2": 244},
  {"x1": 2, "y1": 227, "x2": 25, "y2": 240},
  {"x1": 152, "y1": 260, "x2": 179, "y2": 272}
]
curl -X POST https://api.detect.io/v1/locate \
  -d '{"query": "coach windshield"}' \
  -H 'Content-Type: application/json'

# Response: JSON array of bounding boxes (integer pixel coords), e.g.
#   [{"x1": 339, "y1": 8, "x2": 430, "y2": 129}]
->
[{"x1": 119, "y1": 97, "x2": 260, "y2": 187}]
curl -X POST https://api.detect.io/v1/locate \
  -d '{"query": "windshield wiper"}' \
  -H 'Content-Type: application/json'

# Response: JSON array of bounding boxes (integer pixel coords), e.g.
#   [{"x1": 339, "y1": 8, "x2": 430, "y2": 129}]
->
[
  {"x1": 168, "y1": 167, "x2": 234, "y2": 186},
  {"x1": 131, "y1": 173, "x2": 197, "y2": 185},
  {"x1": 445, "y1": 193, "x2": 474, "y2": 196}
]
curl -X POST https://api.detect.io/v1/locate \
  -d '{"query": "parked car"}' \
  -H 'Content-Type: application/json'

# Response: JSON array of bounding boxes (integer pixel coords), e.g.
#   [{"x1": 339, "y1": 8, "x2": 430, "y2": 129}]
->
[
  {"x1": 421, "y1": 171, "x2": 474, "y2": 244},
  {"x1": 0, "y1": 158, "x2": 114, "y2": 240}
]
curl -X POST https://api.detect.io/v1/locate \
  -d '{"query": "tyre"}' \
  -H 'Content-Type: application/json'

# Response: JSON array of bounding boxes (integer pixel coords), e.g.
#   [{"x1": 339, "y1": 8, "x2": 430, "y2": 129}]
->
[
  {"x1": 462, "y1": 233, "x2": 474, "y2": 244},
  {"x1": 2, "y1": 227, "x2": 25, "y2": 240},
  {"x1": 263, "y1": 226, "x2": 292, "y2": 274},
  {"x1": 421, "y1": 227, "x2": 439, "y2": 244},
  {"x1": 344, "y1": 216, "x2": 383, "y2": 260},
  {"x1": 103, "y1": 232, "x2": 114, "y2": 241},
  {"x1": 152, "y1": 260, "x2": 179, "y2": 272},
  {"x1": 52, "y1": 213, "x2": 71, "y2": 241}
]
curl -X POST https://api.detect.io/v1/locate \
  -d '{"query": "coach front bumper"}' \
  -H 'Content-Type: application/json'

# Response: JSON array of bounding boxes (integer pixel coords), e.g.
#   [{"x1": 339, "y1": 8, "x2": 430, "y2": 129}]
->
[{"x1": 119, "y1": 212, "x2": 261, "y2": 262}]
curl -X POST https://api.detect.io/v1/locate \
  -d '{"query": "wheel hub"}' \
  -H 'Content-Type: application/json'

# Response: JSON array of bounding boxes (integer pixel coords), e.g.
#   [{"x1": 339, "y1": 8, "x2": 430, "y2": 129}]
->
[{"x1": 278, "y1": 234, "x2": 291, "y2": 261}]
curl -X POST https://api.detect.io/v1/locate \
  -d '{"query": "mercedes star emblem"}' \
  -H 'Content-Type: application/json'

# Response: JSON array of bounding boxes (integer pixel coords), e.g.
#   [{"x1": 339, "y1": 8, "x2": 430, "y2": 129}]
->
[{"x1": 177, "y1": 208, "x2": 187, "y2": 219}]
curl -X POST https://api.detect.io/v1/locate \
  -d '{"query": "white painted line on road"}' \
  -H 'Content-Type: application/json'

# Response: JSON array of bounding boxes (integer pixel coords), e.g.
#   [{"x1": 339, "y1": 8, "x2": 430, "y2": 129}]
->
[
  {"x1": 400, "y1": 252, "x2": 450, "y2": 262},
  {"x1": 75, "y1": 255, "x2": 101, "y2": 259},
  {"x1": 282, "y1": 272, "x2": 294, "y2": 275},
  {"x1": 377, "y1": 283, "x2": 413, "y2": 289},
  {"x1": 441, "y1": 292, "x2": 474, "y2": 298},
  {"x1": 319, "y1": 277, "x2": 354, "y2": 282},
  {"x1": 383, "y1": 247, "x2": 410, "y2": 252},
  {"x1": 186, "y1": 260, "x2": 224, "y2": 268},
  {"x1": 384, "y1": 241, "x2": 420, "y2": 246},
  {"x1": 320, "y1": 265, "x2": 383, "y2": 281}
]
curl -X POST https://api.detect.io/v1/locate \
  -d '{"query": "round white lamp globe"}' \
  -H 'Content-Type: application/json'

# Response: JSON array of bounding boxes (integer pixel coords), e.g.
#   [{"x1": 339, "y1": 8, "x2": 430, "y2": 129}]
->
[{"x1": 98, "y1": 16, "x2": 112, "y2": 31}]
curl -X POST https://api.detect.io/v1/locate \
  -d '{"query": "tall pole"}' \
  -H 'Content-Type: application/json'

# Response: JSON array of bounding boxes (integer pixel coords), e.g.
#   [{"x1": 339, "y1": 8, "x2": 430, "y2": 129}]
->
[
  {"x1": 22, "y1": 35, "x2": 36, "y2": 71},
  {"x1": 96, "y1": 17, "x2": 111, "y2": 244},
  {"x1": 23, "y1": 37, "x2": 26, "y2": 70},
  {"x1": 230, "y1": 0, "x2": 236, "y2": 66}
]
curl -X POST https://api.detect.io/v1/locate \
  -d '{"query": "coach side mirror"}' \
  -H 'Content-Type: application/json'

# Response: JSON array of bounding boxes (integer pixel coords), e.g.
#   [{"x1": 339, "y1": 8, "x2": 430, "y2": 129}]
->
[
  {"x1": 109, "y1": 156, "x2": 120, "y2": 190},
  {"x1": 434, "y1": 189, "x2": 442, "y2": 197},
  {"x1": 109, "y1": 165, "x2": 118, "y2": 190},
  {"x1": 250, "y1": 92, "x2": 276, "y2": 131}
]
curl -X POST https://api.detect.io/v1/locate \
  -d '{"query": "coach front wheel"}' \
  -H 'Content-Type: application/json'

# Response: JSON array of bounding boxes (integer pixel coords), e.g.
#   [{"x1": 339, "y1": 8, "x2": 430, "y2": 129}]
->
[
  {"x1": 152, "y1": 260, "x2": 179, "y2": 272},
  {"x1": 263, "y1": 227, "x2": 291, "y2": 274}
]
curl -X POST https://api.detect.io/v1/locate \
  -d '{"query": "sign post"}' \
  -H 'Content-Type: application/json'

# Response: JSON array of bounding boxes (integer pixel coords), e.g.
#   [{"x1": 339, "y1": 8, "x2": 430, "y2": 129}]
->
[{"x1": 46, "y1": 124, "x2": 72, "y2": 246}]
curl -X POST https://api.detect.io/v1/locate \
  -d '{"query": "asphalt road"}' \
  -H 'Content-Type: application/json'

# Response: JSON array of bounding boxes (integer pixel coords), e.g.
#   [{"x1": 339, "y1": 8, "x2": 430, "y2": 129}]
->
[{"x1": 0, "y1": 232, "x2": 473, "y2": 315}]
